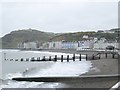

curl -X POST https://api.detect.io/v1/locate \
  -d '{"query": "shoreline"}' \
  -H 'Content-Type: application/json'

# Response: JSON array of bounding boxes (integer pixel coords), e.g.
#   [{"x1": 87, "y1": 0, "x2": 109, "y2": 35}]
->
[
  {"x1": 1, "y1": 49, "x2": 119, "y2": 88},
  {"x1": 38, "y1": 49, "x2": 119, "y2": 76},
  {"x1": 2, "y1": 49, "x2": 119, "y2": 76}
]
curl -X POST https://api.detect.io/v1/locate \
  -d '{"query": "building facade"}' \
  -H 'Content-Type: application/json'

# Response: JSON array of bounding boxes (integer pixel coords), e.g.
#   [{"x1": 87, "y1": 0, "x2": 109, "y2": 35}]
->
[
  {"x1": 62, "y1": 41, "x2": 78, "y2": 49},
  {"x1": 94, "y1": 40, "x2": 118, "y2": 50},
  {"x1": 42, "y1": 41, "x2": 78, "y2": 49},
  {"x1": 48, "y1": 41, "x2": 62, "y2": 49},
  {"x1": 18, "y1": 42, "x2": 38, "y2": 49},
  {"x1": 77, "y1": 40, "x2": 94, "y2": 50}
]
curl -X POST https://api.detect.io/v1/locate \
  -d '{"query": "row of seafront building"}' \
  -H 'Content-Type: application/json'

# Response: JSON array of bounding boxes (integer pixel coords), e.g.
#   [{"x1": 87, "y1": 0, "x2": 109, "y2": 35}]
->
[{"x1": 18, "y1": 37, "x2": 119, "y2": 51}]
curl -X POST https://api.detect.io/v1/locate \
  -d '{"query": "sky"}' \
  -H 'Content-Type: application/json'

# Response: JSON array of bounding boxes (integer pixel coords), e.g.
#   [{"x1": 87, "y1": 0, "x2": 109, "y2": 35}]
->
[{"x1": 0, "y1": 0, "x2": 119, "y2": 37}]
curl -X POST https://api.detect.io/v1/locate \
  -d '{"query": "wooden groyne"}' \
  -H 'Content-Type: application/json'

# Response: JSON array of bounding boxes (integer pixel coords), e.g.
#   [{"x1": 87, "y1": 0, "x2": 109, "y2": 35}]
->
[
  {"x1": 5, "y1": 54, "x2": 85, "y2": 62},
  {"x1": 4, "y1": 51, "x2": 119, "y2": 62}
]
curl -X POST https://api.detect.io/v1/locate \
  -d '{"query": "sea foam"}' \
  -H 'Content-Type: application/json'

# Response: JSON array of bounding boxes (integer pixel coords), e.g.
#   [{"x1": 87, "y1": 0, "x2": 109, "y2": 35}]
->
[{"x1": 25, "y1": 60, "x2": 92, "y2": 77}]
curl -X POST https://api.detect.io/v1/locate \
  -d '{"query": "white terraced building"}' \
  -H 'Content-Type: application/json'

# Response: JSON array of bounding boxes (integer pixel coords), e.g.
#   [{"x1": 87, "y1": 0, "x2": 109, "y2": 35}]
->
[
  {"x1": 24, "y1": 42, "x2": 37, "y2": 49},
  {"x1": 47, "y1": 41, "x2": 62, "y2": 49},
  {"x1": 18, "y1": 42, "x2": 38, "y2": 49},
  {"x1": 42, "y1": 41, "x2": 78, "y2": 49}
]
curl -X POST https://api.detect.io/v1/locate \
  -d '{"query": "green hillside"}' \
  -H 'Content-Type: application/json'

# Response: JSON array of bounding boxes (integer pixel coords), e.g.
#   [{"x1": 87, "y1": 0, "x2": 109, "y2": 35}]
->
[{"x1": 1, "y1": 29, "x2": 56, "y2": 49}]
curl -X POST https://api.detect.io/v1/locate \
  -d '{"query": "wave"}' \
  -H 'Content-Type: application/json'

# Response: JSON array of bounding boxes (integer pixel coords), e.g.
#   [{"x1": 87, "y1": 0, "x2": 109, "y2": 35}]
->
[
  {"x1": 5, "y1": 72, "x2": 23, "y2": 80},
  {"x1": 25, "y1": 60, "x2": 92, "y2": 77},
  {"x1": 0, "y1": 49, "x2": 20, "y2": 52},
  {"x1": 1, "y1": 49, "x2": 92, "y2": 88},
  {"x1": 0, "y1": 80, "x2": 44, "y2": 89},
  {"x1": 22, "y1": 51, "x2": 86, "y2": 58}
]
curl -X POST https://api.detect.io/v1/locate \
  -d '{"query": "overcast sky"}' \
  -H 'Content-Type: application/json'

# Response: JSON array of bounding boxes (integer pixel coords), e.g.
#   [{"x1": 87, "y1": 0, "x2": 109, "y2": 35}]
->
[{"x1": 0, "y1": 0, "x2": 119, "y2": 37}]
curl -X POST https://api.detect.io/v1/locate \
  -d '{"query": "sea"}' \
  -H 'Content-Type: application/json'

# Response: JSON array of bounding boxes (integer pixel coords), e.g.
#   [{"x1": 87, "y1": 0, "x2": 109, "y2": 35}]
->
[{"x1": 0, "y1": 49, "x2": 92, "y2": 89}]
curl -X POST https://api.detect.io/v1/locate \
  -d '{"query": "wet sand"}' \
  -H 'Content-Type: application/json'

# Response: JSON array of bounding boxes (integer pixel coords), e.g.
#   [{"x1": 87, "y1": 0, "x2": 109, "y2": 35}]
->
[
  {"x1": 82, "y1": 59, "x2": 119, "y2": 76},
  {"x1": 62, "y1": 58, "x2": 119, "y2": 88}
]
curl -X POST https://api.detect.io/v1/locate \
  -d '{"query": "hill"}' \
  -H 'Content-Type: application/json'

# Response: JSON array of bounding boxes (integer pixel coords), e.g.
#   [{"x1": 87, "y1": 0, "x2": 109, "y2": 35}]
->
[
  {"x1": 50, "y1": 30, "x2": 119, "y2": 42},
  {"x1": 50, "y1": 32, "x2": 96, "y2": 41},
  {"x1": 1, "y1": 28, "x2": 119, "y2": 49},
  {"x1": 1, "y1": 29, "x2": 56, "y2": 49}
]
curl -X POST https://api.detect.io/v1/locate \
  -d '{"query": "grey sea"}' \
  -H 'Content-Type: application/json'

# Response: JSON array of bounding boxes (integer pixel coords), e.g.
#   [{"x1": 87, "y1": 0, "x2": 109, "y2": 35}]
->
[{"x1": 0, "y1": 49, "x2": 92, "y2": 88}]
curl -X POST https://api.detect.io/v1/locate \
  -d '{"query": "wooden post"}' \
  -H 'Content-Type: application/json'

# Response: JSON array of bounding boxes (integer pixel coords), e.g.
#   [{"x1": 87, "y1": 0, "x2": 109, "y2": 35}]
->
[
  {"x1": 10, "y1": 59, "x2": 13, "y2": 61},
  {"x1": 37, "y1": 57, "x2": 38, "y2": 61},
  {"x1": 105, "y1": 53, "x2": 107, "y2": 58},
  {"x1": 15, "y1": 59, "x2": 18, "y2": 61},
  {"x1": 92, "y1": 54, "x2": 94, "y2": 60},
  {"x1": 26, "y1": 58, "x2": 29, "y2": 61},
  {"x1": 31, "y1": 57, "x2": 35, "y2": 61},
  {"x1": 86, "y1": 54, "x2": 87, "y2": 60},
  {"x1": 33, "y1": 57, "x2": 35, "y2": 61},
  {"x1": 61, "y1": 55, "x2": 63, "y2": 62},
  {"x1": 67, "y1": 55, "x2": 69, "y2": 62},
  {"x1": 79, "y1": 54, "x2": 81, "y2": 61},
  {"x1": 112, "y1": 54, "x2": 115, "y2": 59},
  {"x1": 38, "y1": 57, "x2": 40, "y2": 61},
  {"x1": 42, "y1": 56, "x2": 45, "y2": 61},
  {"x1": 21, "y1": 58, "x2": 23, "y2": 61},
  {"x1": 37, "y1": 57, "x2": 39, "y2": 61},
  {"x1": 39, "y1": 57, "x2": 40, "y2": 61},
  {"x1": 49, "y1": 56, "x2": 51, "y2": 61},
  {"x1": 54, "y1": 55, "x2": 57, "y2": 62},
  {"x1": 99, "y1": 54, "x2": 101, "y2": 59},
  {"x1": 73, "y1": 54, "x2": 75, "y2": 61}
]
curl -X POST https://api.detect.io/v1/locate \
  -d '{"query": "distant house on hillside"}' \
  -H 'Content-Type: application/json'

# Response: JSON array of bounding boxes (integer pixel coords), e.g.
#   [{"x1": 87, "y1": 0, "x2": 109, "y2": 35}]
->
[
  {"x1": 97, "y1": 30, "x2": 104, "y2": 33},
  {"x1": 83, "y1": 35, "x2": 89, "y2": 39},
  {"x1": 104, "y1": 30, "x2": 115, "y2": 33},
  {"x1": 104, "y1": 28, "x2": 120, "y2": 33},
  {"x1": 97, "y1": 28, "x2": 120, "y2": 34}
]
